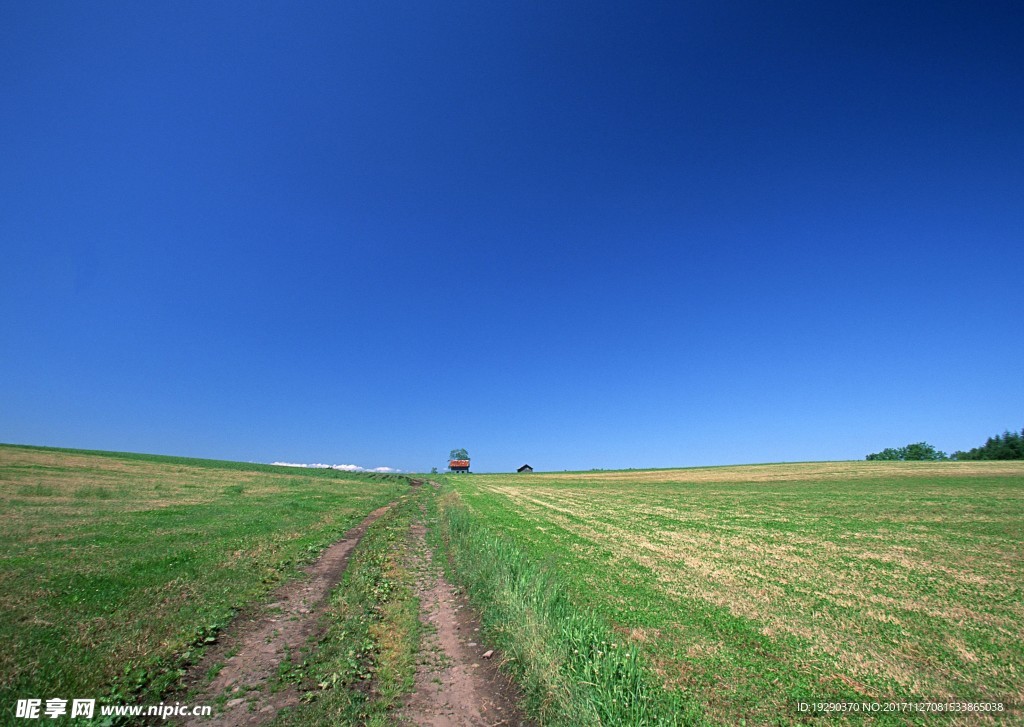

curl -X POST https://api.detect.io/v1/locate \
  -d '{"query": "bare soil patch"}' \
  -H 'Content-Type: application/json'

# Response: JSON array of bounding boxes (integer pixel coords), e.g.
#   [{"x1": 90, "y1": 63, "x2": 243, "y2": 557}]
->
[
  {"x1": 178, "y1": 504, "x2": 393, "y2": 726},
  {"x1": 400, "y1": 522, "x2": 531, "y2": 726}
]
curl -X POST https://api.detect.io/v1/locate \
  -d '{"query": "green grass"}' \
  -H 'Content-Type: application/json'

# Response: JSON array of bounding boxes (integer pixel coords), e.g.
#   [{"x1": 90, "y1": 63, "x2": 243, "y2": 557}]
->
[
  {"x1": 439, "y1": 461, "x2": 1024, "y2": 725},
  {"x1": 0, "y1": 444, "x2": 405, "y2": 717},
  {"x1": 6, "y1": 445, "x2": 1022, "y2": 726},
  {"x1": 433, "y1": 487, "x2": 700, "y2": 725}
]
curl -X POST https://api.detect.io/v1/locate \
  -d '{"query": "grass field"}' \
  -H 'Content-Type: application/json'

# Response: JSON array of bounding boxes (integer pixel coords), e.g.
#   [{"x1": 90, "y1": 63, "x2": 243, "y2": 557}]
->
[
  {"x1": 3, "y1": 446, "x2": 1022, "y2": 725},
  {"x1": 0, "y1": 444, "x2": 405, "y2": 713},
  {"x1": 441, "y1": 461, "x2": 1024, "y2": 725}
]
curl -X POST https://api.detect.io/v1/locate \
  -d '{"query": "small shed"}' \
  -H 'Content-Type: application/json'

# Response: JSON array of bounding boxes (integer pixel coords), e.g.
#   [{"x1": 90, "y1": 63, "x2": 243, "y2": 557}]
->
[
  {"x1": 449, "y1": 459, "x2": 470, "y2": 473},
  {"x1": 517, "y1": 464, "x2": 533, "y2": 473}
]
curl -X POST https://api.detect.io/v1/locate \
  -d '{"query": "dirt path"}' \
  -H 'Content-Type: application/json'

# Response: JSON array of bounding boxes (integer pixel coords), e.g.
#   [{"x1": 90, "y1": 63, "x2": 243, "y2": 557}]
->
[
  {"x1": 179, "y1": 504, "x2": 393, "y2": 726},
  {"x1": 399, "y1": 521, "x2": 531, "y2": 727}
]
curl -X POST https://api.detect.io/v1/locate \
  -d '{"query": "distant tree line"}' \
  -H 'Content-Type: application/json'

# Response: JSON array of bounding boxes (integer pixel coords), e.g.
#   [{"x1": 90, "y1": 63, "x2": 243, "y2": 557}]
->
[
  {"x1": 867, "y1": 428, "x2": 1024, "y2": 461},
  {"x1": 953, "y1": 429, "x2": 1024, "y2": 460}
]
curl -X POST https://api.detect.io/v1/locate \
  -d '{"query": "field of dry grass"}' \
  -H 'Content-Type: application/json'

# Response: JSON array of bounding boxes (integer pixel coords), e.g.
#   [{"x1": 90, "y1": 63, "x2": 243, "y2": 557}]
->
[
  {"x1": 453, "y1": 461, "x2": 1024, "y2": 724},
  {"x1": 544, "y1": 459, "x2": 1024, "y2": 483}
]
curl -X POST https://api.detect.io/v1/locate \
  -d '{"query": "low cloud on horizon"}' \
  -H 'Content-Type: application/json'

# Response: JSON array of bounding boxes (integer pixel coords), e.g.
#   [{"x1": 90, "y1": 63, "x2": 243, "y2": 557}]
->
[{"x1": 270, "y1": 461, "x2": 401, "y2": 473}]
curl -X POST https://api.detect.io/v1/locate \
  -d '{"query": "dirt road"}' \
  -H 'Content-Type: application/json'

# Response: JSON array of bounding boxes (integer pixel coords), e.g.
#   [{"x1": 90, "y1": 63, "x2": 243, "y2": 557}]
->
[
  {"x1": 180, "y1": 504, "x2": 393, "y2": 726},
  {"x1": 177, "y1": 494, "x2": 529, "y2": 725}
]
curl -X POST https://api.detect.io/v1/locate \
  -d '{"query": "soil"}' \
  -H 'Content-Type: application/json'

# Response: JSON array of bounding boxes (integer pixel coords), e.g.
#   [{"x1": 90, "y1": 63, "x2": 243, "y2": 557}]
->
[
  {"x1": 398, "y1": 522, "x2": 532, "y2": 727},
  {"x1": 177, "y1": 504, "x2": 393, "y2": 726}
]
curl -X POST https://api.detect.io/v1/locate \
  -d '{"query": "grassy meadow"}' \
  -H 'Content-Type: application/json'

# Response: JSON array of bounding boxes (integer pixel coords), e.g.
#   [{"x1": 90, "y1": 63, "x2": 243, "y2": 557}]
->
[
  {"x1": 0, "y1": 444, "x2": 405, "y2": 713},
  {"x1": 440, "y1": 461, "x2": 1024, "y2": 725},
  {"x1": 3, "y1": 445, "x2": 1023, "y2": 726}
]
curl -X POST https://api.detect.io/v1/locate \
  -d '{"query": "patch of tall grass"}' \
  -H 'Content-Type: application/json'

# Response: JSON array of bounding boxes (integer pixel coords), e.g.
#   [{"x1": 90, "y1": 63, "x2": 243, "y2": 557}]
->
[{"x1": 433, "y1": 489, "x2": 704, "y2": 726}]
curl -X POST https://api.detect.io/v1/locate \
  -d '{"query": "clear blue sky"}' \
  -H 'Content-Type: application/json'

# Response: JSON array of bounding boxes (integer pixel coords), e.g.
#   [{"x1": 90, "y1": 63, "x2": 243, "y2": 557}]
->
[{"x1": 2, "y1": 1, "x2": 1021, "y2": 472}]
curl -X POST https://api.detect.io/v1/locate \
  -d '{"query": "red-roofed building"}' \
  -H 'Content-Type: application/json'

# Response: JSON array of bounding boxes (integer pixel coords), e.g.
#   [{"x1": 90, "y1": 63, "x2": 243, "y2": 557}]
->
[{"x1": 449, "y1": 459, "x2": 470, "y2": 473}]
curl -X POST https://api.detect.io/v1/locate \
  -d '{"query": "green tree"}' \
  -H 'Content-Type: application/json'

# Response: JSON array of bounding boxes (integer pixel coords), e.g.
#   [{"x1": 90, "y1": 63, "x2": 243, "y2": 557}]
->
[
  {"x1": 866, "y1": 447, "x2": 904, "y2": 461},
  {"x1": 449, "y1": 448, "x2": 469, "y2": 461},
  {"x1": 903, "y1": 442, "x2": 948, "y2": 460},
  {"x1": 954, "y1": 428, "x2": 1024, "y2": 460},
  {"x1": 866, "y1": 442, "x2": 948, "y2": 461}
]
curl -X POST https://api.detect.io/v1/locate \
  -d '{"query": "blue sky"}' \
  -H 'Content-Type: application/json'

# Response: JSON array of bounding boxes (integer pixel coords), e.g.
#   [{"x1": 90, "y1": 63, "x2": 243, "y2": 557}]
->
[{"x1": 2, "y1": 1, "x2": 1021, "y2": 472}]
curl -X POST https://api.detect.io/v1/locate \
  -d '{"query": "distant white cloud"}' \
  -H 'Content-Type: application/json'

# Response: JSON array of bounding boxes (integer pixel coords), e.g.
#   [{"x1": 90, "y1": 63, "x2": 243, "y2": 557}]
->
[{"x1": 269, "y1": 461, "x2": 401, "y2": 473}]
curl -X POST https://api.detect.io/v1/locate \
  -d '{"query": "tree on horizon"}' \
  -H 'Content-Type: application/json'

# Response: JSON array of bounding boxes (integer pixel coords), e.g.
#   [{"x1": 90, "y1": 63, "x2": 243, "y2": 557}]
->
[{"x1": 866, "y1": 442, "x2": 948, "y2": 461}]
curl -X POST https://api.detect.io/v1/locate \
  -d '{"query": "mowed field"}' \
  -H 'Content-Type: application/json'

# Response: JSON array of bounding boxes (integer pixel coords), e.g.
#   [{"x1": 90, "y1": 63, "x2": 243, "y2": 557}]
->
[
  {"x1": 449, "y1": 462, "x2": 1024, "y2": 724},
  {"x1": 0, "y1": 444, "x2": 405, "y2": 712}
]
